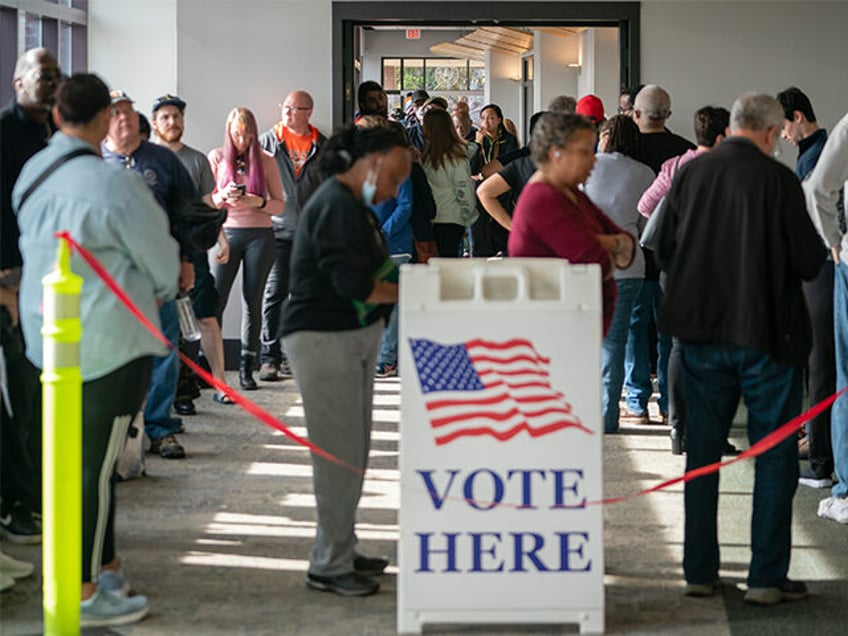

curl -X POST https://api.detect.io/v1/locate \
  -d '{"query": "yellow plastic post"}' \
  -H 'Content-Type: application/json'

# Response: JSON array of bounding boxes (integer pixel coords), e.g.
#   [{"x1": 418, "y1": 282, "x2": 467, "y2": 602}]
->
[{"x1": 41, "y1": 236, "x2": 83, "y2": 636}]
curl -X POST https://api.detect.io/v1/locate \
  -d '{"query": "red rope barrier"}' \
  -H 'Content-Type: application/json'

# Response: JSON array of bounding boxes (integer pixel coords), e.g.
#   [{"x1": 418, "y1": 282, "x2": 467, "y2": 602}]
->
[
  {"x1": 57, "y1": 230, "x2": 846, "y2": 504},
  {"x1": 56, "y1": 231, "x2": 365, "y2": 476}
]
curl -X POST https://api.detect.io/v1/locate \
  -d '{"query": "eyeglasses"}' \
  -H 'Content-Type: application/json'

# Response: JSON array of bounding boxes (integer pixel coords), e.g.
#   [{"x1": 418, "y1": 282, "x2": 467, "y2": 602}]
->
[
  {"x1": 282, "y1": 105, "x2": 310, "y2": 112},
  {"x1": 34, "y1": 70, "x2": 60, "y2": 83}
]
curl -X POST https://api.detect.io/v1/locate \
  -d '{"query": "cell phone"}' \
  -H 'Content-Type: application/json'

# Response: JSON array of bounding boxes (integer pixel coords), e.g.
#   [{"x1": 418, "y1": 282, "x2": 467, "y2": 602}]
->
[{"x1": 235, "y1": 184, "x2": 246, "y2": 195}]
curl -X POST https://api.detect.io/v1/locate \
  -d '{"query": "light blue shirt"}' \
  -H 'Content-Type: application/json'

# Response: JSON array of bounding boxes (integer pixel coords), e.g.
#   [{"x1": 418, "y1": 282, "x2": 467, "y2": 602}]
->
[
  {"x1": 13, "y1": 132, "x2": 180, "y2": 380},
  {"x1": 583, "y1": 152, "x2": 655, "y2": 280}
]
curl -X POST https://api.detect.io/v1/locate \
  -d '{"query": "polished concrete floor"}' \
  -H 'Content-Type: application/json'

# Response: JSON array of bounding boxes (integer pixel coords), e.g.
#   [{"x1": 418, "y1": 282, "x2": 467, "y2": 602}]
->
[{"x1": 1, "y1": 373, "x2": 846, "y2": 635}]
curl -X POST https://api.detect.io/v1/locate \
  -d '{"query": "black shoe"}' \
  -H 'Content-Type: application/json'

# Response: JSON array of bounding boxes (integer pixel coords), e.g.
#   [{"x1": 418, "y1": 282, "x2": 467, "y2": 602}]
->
[
  {"x1": 305, "y1": 572, "x2": 379, "y2": 597},
  {"x1": 723, "y1": 442, "x2": 741, "y2": 456},
  {"x1": 239, "y1": 354, "x2": 258, "y2": 390},
  {"x1": 354, "y1": 555, "x2": 389, "y2": 576},
  {"x1": 174, "y1": 399, "x2": 196, "y2": 416},
  {"x1": 0, "y1": 504, "x2": 42, "y2": 544}
]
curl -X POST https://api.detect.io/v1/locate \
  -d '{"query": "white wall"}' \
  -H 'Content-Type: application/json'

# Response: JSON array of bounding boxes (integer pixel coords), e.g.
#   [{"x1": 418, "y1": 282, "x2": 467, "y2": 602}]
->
[
  {"x1": 88, "y1": 0, "x2": 177, "y2": 117},
  {"x1": 534, "y1": 30, "x2": 579, "y2": 114},
  {"x1": 485, "y1": 50, "x2": 521, "y2": 135},
  {"x1": 640, "y1": 0, "x2": 848, "y2": 158}
]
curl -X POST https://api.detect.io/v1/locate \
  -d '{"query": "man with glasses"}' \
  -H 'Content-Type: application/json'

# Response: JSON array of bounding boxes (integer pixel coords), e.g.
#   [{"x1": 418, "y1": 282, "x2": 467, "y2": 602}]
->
[
  {"x1": 0, "y1": 47, "x2": 60, "y2": 545},
  {"x1": 258, "y1": 90, "x2": 326, "y2": 382},
  {"x1": 102, "y1": 90, "x2": 197, "y2": 460}
]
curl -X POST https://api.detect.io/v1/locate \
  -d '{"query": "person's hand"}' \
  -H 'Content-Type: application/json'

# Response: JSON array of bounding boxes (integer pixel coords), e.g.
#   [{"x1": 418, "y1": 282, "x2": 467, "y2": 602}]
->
[
  {"x1": 0, "y1": 285, "x2": 19, "y2": 326},
  {"x1": 475, "y1": 130, "x2": 485, "y2": 145},
  {"x1": 833, "y1": 246, "x2": 840, "y2": 264},
  {"x1": 222, "y1": 182, "x2": 244, "y2": 205},
  {"x1": 216, "y1": 238, "x2": 230, "y2": 264},
  {"x1": 179, "y1": 261, "x2": 195, "y2": 292},
  {"x1": 613, "y1": 233, "x2": 634, "y2": 269}
]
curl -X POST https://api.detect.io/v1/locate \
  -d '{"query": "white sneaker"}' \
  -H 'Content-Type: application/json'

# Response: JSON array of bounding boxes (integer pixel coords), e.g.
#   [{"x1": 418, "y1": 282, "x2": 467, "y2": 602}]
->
[
  {"x1": 0, "y1": 550, "x2": 34, "y2": 579},
  {"x1": 0, "y1": 572, "x2": 15, "y2": 592},
  {"x1": 817, "y1": 496, "x2": 848, "y2": 523}
]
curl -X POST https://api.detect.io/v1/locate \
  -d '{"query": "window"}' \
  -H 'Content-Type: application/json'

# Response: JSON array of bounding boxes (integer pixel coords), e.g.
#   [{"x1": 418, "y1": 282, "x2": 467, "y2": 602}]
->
[
  {"x1": 0, "y1": 0, "x2": 87, "y2": 104},
  {"x1": 381, "y1": 56, "x2": 486, "y2": 117}
]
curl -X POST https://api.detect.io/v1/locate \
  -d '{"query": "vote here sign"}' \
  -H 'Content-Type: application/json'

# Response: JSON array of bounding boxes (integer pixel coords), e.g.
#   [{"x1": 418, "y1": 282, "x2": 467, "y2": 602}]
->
[{"x1": 398, "y1": 260, "x2": 605, "y2": 635}]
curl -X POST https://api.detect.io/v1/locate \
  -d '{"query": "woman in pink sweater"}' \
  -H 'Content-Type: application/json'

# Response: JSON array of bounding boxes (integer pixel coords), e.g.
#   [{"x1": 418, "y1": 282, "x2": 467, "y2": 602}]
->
[{"x1": 209, "y1": 107, "x2": 285, "y2": 390}]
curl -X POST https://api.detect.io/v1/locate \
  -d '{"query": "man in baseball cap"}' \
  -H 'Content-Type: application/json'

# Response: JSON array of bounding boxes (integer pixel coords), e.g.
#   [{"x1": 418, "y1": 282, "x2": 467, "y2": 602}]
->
[{"x1": 576, "y1": 94, "x2": 605, "y2": 125}]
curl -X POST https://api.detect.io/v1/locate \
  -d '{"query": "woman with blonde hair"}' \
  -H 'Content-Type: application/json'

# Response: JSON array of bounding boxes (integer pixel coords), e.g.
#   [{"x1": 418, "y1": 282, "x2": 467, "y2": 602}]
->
[
  {"x1": 421, "y1": 108, "x2": 477, "y2": 257},
  {"x1": 208, "y1": 107, "x2": 284, "y2": 390}
]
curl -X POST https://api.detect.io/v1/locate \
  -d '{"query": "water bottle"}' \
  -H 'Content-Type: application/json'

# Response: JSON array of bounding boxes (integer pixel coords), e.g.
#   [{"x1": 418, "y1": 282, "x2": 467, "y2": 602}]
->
[{"x1": 175, "y1": 293, "x2": 201, "y2": 342}]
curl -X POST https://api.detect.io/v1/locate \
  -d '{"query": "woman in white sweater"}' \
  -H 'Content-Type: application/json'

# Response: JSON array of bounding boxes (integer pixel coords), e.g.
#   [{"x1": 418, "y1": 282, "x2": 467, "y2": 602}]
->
[{"x1": 421, "y1": 109, "x2": 477, "y2": 257}]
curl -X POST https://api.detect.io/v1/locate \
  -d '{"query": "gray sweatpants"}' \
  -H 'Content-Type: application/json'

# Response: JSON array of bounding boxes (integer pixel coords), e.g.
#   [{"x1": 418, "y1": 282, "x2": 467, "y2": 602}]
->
[{"x1": 284, "y1": 320, "x2": 382, "y2": 576}]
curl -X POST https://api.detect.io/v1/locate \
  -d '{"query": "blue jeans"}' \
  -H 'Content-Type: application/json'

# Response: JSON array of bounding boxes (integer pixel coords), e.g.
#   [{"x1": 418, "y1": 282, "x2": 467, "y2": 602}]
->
[
  {"x1": 144, "y1": 299, "x2": 182, "y2": 440},
  {"x1": 831, "y1": 260, "x2": 848, "y2": 498},
  {"x1": 625, "y1": 280, "x2": 670, "y2": 415},
  {"x1": 680, "y1": 342, "x2": 801, "y2": 588},
  {"x1": 602, "y1": 278, "x2": 642, "y2": 433},
  {"x1": 377, "y1": 254, "x2": 412, "y2": 366}
]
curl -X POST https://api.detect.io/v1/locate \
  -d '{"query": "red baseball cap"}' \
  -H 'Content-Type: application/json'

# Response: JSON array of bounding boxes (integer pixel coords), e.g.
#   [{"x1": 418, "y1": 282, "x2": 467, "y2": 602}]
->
[{"x1": 576, "y1": 94, "x2": 605, "y2": 123}]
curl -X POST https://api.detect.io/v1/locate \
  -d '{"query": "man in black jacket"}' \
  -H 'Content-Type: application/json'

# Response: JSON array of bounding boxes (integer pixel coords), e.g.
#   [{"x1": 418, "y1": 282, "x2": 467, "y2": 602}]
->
[
  {"x1": 0, "y1": 47, "x2": 59, "y2": 543},
  {"x1": 655, "y1": 93, "x2": 826, "y2": 606},
  {"x1": 258, "y1": 90, "x2": 326, "y2": 381}
]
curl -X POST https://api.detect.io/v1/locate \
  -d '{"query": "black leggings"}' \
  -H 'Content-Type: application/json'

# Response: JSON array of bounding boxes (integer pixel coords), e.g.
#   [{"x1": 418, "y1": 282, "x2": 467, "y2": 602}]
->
[
  {"x1": 213, "y1": 227, "x2": 276, "y2": 356},
  {"x1": 82, "y1": 356, "x2": 152, "y2": 583}
]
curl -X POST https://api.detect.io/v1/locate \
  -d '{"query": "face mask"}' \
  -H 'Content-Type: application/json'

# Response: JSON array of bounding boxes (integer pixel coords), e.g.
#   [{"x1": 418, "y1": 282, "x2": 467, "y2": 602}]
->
[{"x1": 361, "y1": 157, "x2": 382, "y2": 206}]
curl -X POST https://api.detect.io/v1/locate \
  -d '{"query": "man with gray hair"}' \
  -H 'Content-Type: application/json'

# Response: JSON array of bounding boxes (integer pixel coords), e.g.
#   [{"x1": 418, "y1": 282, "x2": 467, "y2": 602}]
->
[{"x1": 655, "y1": 93, "x2": 826, "y2": 605}]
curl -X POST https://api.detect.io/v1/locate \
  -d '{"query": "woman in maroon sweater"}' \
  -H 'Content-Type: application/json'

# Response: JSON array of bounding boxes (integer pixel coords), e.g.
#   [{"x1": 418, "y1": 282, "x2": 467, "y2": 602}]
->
[{"x1": 508, "y1": 113, "x2": 634, "y2": 335}]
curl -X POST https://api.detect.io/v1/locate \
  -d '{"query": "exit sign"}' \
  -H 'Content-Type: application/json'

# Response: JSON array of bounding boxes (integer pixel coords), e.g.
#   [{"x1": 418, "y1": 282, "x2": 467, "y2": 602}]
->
[{"x1": 406, "y1": 28, "x2": 421, "y2": 40}]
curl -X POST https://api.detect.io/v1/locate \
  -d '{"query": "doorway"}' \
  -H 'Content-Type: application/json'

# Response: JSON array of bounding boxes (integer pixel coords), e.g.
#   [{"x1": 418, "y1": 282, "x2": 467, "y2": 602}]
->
[{"x1": 332, "y1": 1, "x2": 640, "y2": 127}]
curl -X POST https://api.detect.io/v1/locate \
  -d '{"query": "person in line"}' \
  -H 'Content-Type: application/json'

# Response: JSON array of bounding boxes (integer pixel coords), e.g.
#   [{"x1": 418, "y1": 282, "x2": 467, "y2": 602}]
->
[
  {"x1": 0, "y1": 46, "x2": 59, "y2": 543},
  {"x1": 638, "y1": 105, "x2": 731, "y2": 455},
  {"x1": 655, "y1": 93, "x2": 825, "y2": 604},
  {"x1": 282, "y1": 125, "x2": 411, "y2": 597},
  {"x1": 151, "y1": 93, "x2": 233, "y2": 406},
  {"x1": 624, "y1": 84, "x2": 695, "y2": 427},
  {"x1": 102, "y1": 90, "x2": 197, "y2": 459},
  {"x1": 14, "y1": 73, "x2": 180, "y2": 626},
  {"x1": 804, "y1": 110, "x2": 848, "y2": 524},
  {"x1": 258, "y1": 90, "x2": 326, "y2": 383},
  {"x1": 356, "y1": 116, "x2": 414, "y2": 378},
  {"x1": 583, "y1": 115, "x2": 655, "y2": 433},
  {"x1": 356, "y1": 80, "x2": 388, "y2": 120},
  {"x1": 476, "y1": 111, "x2": 547, "y2": 236},
  {"x1": 473, "y1": 103, "x2": 519, "y2": 256},
  {"x1": 208, "y1": 108, "x2": 285, "y2": 390},
  {"x1": 776, "y1": 86, "x2": 836, "y2": 489},
  {"x1": 421, "y1": 108, "x2": 478, "y2": 258},
  {"x1": 508, "y1": 112, "x2": 635, "y2": 336},
  {"x1": 548, "y1": 94, "x2": 577, "y2": 114},
  {"x1": 576, "y1": 94, "x2": 606, "y2": 128}
]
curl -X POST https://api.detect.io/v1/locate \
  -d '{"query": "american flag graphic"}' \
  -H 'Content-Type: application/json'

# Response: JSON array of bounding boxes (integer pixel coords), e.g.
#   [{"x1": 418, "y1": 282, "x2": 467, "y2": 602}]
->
[{"x1": 408, "y1": 338, "x2": 592, "y2": 446}]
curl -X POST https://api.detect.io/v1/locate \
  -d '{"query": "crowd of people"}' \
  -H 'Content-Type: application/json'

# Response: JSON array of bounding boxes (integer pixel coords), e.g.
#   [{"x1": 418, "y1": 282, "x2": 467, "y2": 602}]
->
[{"x1": 2, "y1": 45, "x2": 848, "y2": 626}]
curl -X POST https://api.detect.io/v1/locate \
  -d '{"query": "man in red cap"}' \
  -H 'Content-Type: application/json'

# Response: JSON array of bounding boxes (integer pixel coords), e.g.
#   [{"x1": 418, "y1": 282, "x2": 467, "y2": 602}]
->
[{"x1": 576, "y1": 94, "x2": 605, "y2": 126}]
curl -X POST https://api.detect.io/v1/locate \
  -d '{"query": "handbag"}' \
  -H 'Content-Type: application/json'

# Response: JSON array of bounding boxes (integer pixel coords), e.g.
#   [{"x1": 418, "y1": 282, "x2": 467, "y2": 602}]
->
[
  {"x1": 639, "y1": 195, "x2": 666, "y2": 250},
  {"x1": 640, "y1": 156, "x2": 682, "y2": 251},
  {"x1": 170, "y1": 198, "x2": 228, "y2": 252}
]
